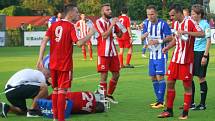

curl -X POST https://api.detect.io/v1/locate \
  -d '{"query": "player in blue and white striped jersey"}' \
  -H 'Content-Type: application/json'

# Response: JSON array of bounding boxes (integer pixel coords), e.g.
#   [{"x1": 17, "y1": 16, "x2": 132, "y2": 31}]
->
[
  {"x1": 48, "y1": 10, "x2": 62, "y2": 28},
  {"x1": 141, "y1": 5, "x2": 173, "y2": 109}
]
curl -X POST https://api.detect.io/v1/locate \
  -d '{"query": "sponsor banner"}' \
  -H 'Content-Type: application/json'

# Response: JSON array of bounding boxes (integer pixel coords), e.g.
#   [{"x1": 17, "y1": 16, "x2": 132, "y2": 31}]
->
[
  {"x1": 90, "y1": 30, "x2": 142, "y2": 45},
  {"x1": 211, "y1": 29, "x2": 215, "y2": 44},
  {"x1": 24, "y1": 31, "x2": 46, "y2": 46},
  {"x1": 0, "y1": 31, "x2": 5, "y2": 46},
  {"x1": 24, "y1": 30, "x2": 142, "y2": 46}
]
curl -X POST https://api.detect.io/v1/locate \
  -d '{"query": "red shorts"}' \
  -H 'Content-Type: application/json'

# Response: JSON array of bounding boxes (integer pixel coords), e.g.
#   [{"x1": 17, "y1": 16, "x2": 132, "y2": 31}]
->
[
  {"x1": 97, "y1": 56, "x2": 120, "y2": 72},
  {"x1": 117, "y1": 38, "x2": 132, "y2": 48},
  {"x1": 167, "y1": 62, "x2": 193, "y2": 82},
  {"x1": 51, "y1": 70, "x2": 72, "y2": 88}
]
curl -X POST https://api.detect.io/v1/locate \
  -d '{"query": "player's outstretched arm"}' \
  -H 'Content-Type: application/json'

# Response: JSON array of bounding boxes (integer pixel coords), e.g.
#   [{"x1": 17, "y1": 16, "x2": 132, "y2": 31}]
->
[
  {"x1": 179, "y1": 30, "x2": 205, "y2": 37},
  {"x1": 76, "y1": 28, "x2": 95, "y2": 47},
  {"x1": 36, "y1": 36, "x2": 49, "y2": 69},
  {"x1": 162, "y1": 37, "x2": 176, "y2": 53}
]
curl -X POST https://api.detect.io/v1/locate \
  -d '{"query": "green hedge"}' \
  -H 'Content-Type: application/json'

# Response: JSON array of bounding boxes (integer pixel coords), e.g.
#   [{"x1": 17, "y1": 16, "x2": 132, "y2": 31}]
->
[{"x1": 0, "y1": 5, "x2": 33, "y2": 16}]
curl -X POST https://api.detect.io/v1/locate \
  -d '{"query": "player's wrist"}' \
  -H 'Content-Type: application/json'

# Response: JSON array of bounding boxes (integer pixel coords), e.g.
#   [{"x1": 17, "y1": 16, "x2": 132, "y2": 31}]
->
[
  {"x1": 157, "y1": 39, "x2": 164, "y2": 44},
  {"x1": 203, "y1": 55, "x2": 208, "y2": 59}
]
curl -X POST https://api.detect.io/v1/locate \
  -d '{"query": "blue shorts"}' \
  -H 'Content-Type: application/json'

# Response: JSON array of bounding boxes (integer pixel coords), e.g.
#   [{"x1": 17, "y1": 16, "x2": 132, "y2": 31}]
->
[{"x1": 149, "y1": 58, "x2": 166, "y2": 76}]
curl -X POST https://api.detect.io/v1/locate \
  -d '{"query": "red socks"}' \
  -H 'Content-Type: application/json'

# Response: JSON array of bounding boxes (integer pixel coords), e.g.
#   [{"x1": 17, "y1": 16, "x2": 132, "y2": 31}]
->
[
  {"x1": 100, "y1": 82, "x2": 107, "y2": 96},
  {"x1": 126, "y1": 54, "x2": 132, "y2": 65},
  {"x1": 57, "y1": 89, "x2": 66, "y2": 121},
  {"x1": 82, "y1": 46, "x2": 86, "y2": 59},
  {"x1": 166, "y1": 89, "x2": 176, "y2": 109},
  {"x1": 88, "y1": 45, "x2": 93, "y2": 59},
  {"x1": 184, "y1": 93, "x2": 192, "y2": 111},
  {"x1": 108, "y1": 79, "x2": 118, "y2": 95},
  {"x1": 118, "y1": 54, "x2": 123, "y2": 66},
  {"x1": 52, "y1": 89, "x2": 58, "y2": 119}
]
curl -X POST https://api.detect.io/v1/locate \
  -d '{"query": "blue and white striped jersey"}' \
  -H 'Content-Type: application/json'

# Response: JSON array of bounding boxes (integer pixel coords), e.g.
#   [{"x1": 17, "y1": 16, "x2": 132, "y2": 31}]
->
[{"x1": 142, "y1": 19, "x2": 172, "y2": 60}]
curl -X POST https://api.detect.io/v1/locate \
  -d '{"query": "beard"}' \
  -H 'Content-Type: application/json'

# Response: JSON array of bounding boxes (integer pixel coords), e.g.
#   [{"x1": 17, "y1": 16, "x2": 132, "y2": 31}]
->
[{"x1": 104, "y1": 13, "x2": 112, "y2": 19}]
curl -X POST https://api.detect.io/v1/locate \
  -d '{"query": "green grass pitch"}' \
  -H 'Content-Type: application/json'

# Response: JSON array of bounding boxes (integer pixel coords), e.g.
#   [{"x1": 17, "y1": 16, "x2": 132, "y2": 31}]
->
[{"x1": 0, "y1": 45, "x2": 215, "y2": 121}]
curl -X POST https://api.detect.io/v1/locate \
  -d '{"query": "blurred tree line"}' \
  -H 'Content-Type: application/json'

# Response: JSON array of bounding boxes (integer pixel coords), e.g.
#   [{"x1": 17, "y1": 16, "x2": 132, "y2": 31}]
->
[{"x1": 0, "y1": 0, "x2": 194, "y2": 20}]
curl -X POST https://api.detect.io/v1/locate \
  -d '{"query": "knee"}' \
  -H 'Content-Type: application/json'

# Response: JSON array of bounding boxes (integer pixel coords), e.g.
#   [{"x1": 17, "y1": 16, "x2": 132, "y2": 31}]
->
[
  {"x1": 167, "y1": 81, "x2": 175, "y2": 89},
  {"x1": 113, "y1": 73, "x2": 120, "y2": 81}
]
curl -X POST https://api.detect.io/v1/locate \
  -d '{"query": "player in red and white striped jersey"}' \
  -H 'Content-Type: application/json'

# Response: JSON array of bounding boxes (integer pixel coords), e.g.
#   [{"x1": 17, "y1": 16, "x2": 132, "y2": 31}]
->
[
  {"x1": 158, "y1": 4, "x2": 205, "y2": 120},
  {"x1": 76, "y1": 13, "x2": 93, "y2": 60},
  {"x1": 95, "y1": 3, "x2": 122, "y2": 104}
]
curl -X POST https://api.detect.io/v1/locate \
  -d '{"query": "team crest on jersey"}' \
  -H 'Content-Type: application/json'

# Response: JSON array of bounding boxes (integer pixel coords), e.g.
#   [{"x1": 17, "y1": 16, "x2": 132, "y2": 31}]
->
[{"x1": 101, "y1": 65, "x2": 105, "y2": 70}]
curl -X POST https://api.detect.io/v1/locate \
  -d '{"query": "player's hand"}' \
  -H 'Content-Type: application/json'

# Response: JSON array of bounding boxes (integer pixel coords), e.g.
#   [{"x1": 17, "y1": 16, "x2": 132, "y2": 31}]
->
[
  {"x1": 201, "y1": 57, "x2": 207, "y2": 66},
  {"x1": 111, "y1": 17, "x2": 119, "y2": 26},
  {"x1": 141, "y1": 32, "x2": 148, "y2": 40},
  {"x1": 177, "y1": 30, "x2": 187, "y2": 35},
  {"x1": 148, "y1": 39, "x2": 158, "y2": 45},
  {"x1": 36, "y1": 59, "x2": 44, "y2": 69},
  {"x1": 88, "y1": 27, "x2": 97, "y2": 35},
  {"x1": 162, "y1": 47, "x2": 168, "y2": 53}
]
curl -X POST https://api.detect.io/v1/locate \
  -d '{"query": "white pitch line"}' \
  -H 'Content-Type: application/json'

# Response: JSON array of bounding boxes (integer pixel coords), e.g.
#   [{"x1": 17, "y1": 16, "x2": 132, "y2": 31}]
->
[{"x1": 73, "y1": 64, "x2": 145, "y2": 80}]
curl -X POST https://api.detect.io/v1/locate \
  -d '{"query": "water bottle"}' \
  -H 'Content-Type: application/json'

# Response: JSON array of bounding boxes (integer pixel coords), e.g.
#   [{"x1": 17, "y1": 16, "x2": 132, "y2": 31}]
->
[
  {"x1": 86, "y1": 19, "x2": 94, "y2": 28},
  {"x1": 181, "y1": 34, "x2": 188, "y2": 41},
  {"x1": 86, "y1": 19, "x2": 99, "y2": 38},
  {"x1": 116, "y1": 22, "x2": 127, "y2": 33}
]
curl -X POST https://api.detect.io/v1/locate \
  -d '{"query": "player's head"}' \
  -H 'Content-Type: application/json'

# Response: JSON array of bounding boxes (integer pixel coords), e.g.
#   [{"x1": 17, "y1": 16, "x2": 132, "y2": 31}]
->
[
  {"x1": 146, "y1": 5, "x2": 158, "y2": 23},
  {"x1": 80, "y1": 13, "x2": 85, "y2": 20},
  {"x1": 64, "y1": 4, "x2": 79, "y2": 21},
  {"x1": 169, "y1": 3, "x2": 183, "y2": 21},
  {"x1": 191, "y1": 4, "x2": 204, "y2": 21},
  {"x1": 121, "y1": 7, "x2": 128, "y2": 14},
  {"x1": 95, "y1": 102, "x2": 105, "y2": 113},
  {"x1": 101, "y1": 3, "x2": 112, "y2": 19},
  {"x1": 39, "y1": 68, "x2": 50, "y2": 80},
  {"x1": 54, "y1": 10, "x2": 63, "y2": 18},
  {"x1": 183, "y1": 8, "x2": 190, "y2": 17}
]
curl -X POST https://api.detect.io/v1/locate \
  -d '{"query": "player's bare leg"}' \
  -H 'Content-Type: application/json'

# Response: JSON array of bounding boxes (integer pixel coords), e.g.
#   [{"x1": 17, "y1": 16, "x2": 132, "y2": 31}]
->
[
  {"x1": 119, "y1": 48, "x2": 125, "y2": 68},
  {"x1": 107, "y1": 72, "x2": 120, "y2": 104}
]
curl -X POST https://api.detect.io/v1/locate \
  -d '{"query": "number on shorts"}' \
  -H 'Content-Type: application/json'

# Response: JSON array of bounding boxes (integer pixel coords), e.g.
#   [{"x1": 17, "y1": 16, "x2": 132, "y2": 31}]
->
[{"x1": 55, "y1": 26, "x2": 63, "y2": 42}]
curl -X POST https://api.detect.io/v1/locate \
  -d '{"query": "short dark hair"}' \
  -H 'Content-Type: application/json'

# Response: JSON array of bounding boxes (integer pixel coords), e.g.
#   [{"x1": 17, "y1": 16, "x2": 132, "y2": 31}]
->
[
  {"x1": 147, "y1": 5, "x2": 157, "y2": 11},
  {"x1": 121, "y1": 7, "x2": 128, "y2": 14},
  {"x1": 101, "y1": 3, "x2": 110, "y2": 8},
  {"x1": 64, "y1": 4, "x2": 77, "y2": 15},
  {"x1": 169, "y1": 3, "x2": 183, "y2": 14},
  {"x1": 192, "y1": 4, "x2": 204, "y2": 18},
  {"x1": 95, "y1": 102, "x2": 105, "y2": 113}
]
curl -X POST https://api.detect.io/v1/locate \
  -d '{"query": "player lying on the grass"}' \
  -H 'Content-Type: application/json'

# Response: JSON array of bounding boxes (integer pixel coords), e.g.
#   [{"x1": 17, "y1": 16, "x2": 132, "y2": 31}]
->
[
  {"x1": 40, "y1": 90, "x2": 108, "y2": 115},
  {"x1": 0, "y1": 68, "x2": 50, "y2": 118}
]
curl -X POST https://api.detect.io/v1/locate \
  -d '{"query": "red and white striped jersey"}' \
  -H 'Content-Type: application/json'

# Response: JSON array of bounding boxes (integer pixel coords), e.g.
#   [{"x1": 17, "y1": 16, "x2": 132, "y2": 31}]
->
[
  {"x1": 171, "y1": 18, "x2": 202, "y2": 64},
  {"x1": 95, "y1": 17, "x2": 119, "y2": 57},
  {"x1": 76, "y1": 20, "x2": 90, "y2": 38}
]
